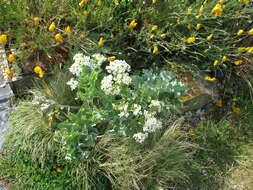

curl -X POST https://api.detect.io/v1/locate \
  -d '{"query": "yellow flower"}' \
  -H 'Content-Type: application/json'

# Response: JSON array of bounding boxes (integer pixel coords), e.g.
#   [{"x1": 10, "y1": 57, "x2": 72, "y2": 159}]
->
[
  {"x1": 188, "y1": 7, "x2": 192, "y2": 14},
  {"x1": 219, "y1": 0, "x2": 225, "y2": 3},
  {"x1": 150, "y1": 34, "x2": 155, "y2": 39},
  {"x1": 64, "y1": 26, "x2": 72, "y2": 34},
  {"x1": 153, "y1": 46, "x2": 158, "y2": 54},
  {"x1": 216, "y1": 99, "x2": 223, "y2": 107},
  {"x1": 179, "y1": 95, "x2": 191, "y2": 101},
  {"x1": 203, "y1": 49, "x2": 209, "y2": 53},
  {"x1": 196, "y1": 23, "x2": 201, "y2": 30},
  {"x1": 55, "y1": 168, "x2": 62, "y2": 173},
  {"x1": 238, "y1": 47, "x2": 247, "y2": 51},
  {"x1": 188, "y1": 130, "x2": 196, "y2": 136},
  {"x1": 234, "y1": 60, "x2": 243, "y2": 65},
  {"x1": 8, "y1": 54, "x2": 16, "y2": 62},
  {"x1": 248, "y1": 28, "x2": 253, "y2": 35},
  {"x1": 199, "y1": 5, "x2": 204, "y2": 13},
  {"x1": 83, "y1": 10, "x2": 89, "y2": 16},
  {"x1": 79, "y1": 34, "x2": 86, "y2": 38},
  {"x1": 34, "y1": 66, "x2": 44, "y2": 78},
  {"x1": 213, "y1": 60, "x2": 219, "y2": 66},
  {"x1": 5, "y1": 69, "x2": 13, "y2": 79},
  {"x1": 114, "y1": 0, "x2": 119, "y2": 5},
  {"x1": 128, "y1": 20, "x2": 137, "y2": 29},
  {"x1": 205, "y1": 76, "x2": 217, "y2": 82},
  {"x1": 247, "y1": 47, "x2": 253, "y2": 53},
  {"x1": 160, "y1": 33, "x2": 167, "y2": 38},
  {"x1": 207, "y1": 34, "x2": 213, "y2": 41},
  {"x1": 187, "y1": 24, "x2": 192, "y2": 30},
  {"x1": 98, "y1": 37, "x2": 104, "y2": 47},
  {"x1": 187, "y1": 36, "x2": 196, "y2": 43},
  {"x1": 33, "y1": 17, "x2": 40, "y2": 25},
  {"x1": 79, "y1": 0, "x2": 88, "y2": 7},
  {"x1": 108, "y1": 56, "x2": 116, "y2": 62},
  {"x1": 212, "y1": 4, "x2": 223, "y2": 16},
  {"x1": 222, "y1": 56, "x2": 227, "y2": 62},
  {"x1": 49, "y1": 22, "x2": 56, "y2": 32},
  {"x1": 152, "y1": 0, "x2": 157, "y2": 3},
  {"x1": 232, "y1": 106, "x2": 240, "y2": 114},
  {"x1": 0, "y1": 34, "x2": 7, "y2": 44},
  {"x1": 152, "y1": 25, "x2": 158, "y2": 31},
  {"x1": 237, "y1": 29, "x2": 244, "y2": 36},
  {"x1": 55, "y1": 33, "x2": 63, "y2": 43},
  {"x1": 44, "y1": 88, "x2": 52, "y2": 96}
]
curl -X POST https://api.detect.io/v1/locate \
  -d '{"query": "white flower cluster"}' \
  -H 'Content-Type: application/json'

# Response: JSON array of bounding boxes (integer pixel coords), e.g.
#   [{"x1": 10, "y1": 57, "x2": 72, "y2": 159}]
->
[
  {"x1": 101, "y1": 60, "x2": 132, "y2": 95},
  {"x1": 67, "y1": 78, "x2": 79, "y2": 91},
  {"x1": 113, "y1": 102, "x2": 130, "y2": 118},
  {"x1": 92, "y1": 53, "x2": 106, "y2": 65},
  {"x1": 70, "y1": 53, "x2": 90, "y2": 76},
  {"x1": 132, "y1": 104, "x2": 142, "y2": 116},
  {"x1": 143, "y1": 116, "x2": 163, "y2": 133},
  {"x1": 133, "y1": 132, "x2": 148, "y2": 143},
  {"x1": 149, "y1": 100, "x2": 162, "y2": 113}
]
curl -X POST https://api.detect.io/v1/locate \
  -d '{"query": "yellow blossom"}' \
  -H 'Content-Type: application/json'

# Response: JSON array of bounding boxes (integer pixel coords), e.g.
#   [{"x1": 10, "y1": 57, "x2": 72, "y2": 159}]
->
[
  {"x1": 207, "y1": 34, "x2": 213, "y2": 41},
  {"x1": 199, "y1": 5, "x2": 204, "y2": 13},
  {"x1": 150, "y1": 34, "x2": 155, "y2": 39},
  {"x1": 8, "y1": 54, "x2": 16, "y2": 62},
  {"x1": 5, "y1": 69, "x2": 13, "y2": 79},
  {"x1": 114, "y1": 0, "x2": 119, "y2": 5},
  {"x1": 179, "y1": 95, "x2": 191, "y2": 101},
  {"x1": 98, "y1": 37, "x2": 104, "y2": 47},
  {"x1": 237, "y1": 29, "x2": 244, "y2": 36},
  {"x1": 64, "y1": 26, "x2": 72, "y2": 34},
  {"x1": 0, "y1": 34, "x2": 7, "y2": 44},
  {"x1": 34, "y1": 66, "x2": 44, "y2": 78},
  {"x1": 219, "y1": 0, "x2": 225, "y2": 3},
  {"x1": 152, "y1": 0, "x2": 157, "y2": 3},
  {"x1": 212, "y1": 4, "x2": 223, "y2": 16},
  {"x1": 248, "y1": 28, "x2": 253, "y2": 35},
  {"x1": 196, "y1": 24, "x2": 201, "y2": 30},
  {"x1": 204, "y1": 49, "x2": 209, "y2": 53},
  {"x1": 49, "y1": 22, "x2": 56, "y2": 32},
  {"x1": 153, "y1": 46, "x2": 158, "y2": 54},
  {"x1": 213, "y1": 60, "x2": 219, "y2": 66},
  {"x1": 187, "y1": 36, "x2": 196, "y2": 43},
  {"x1": 108, "y1": 56, "x2": 116, "y2": 62},
  {"x1": 187, "y1": 24, "x2": 192, "y2": 30},
  {"x1": 79, "y1": 0, "x2": 88, "y2": 7},
  {"x1": 160, "y1": 33, "x2": 167, "y2": 38},
  {"x1": 205, "y1": 76, "x2": 217, "y2": 82},
  {"x1": 232, "y1": 106, "x2": 240, "y2": 114},
  {"x1": 79, "y1": 34, "x2": 86, "y2": 38},
  {"x1": 188, "y1": 7, "x2": 193, "y2": 14},
  {"x1": 234, "y1": 60, "x2": 243, "y2": 65},
  {"x1": 55, "y1": 168, "x2": 62, "y2": 173},
  {"x1": 152, "y1": 25, "x2": 158, "y2": 31},
  {"x1": 55, "y1": 33, "x2": 63, "y2": 43},
  {"x1": 188, "y1": 130, "x2": 196, "y2": 136},
  {"x1": 216, "y1": 99, "x2": 223, "y2": 107},
  {"x1": 44, "y1": 88, "x2": 52, "y2": 96},
  {"x1": 128, "y1": 20, "x2": 138, "y2": 29},
  {"x1": 238, "y1": 47, "x2": 247, "y2": 51},
  {"x1": 222, "y1": 56, "x2": 227, "y2": 62},
  {"x1": 247, "y1": 47, "x2": 253, "y2": 53},
  {"x1": 83, "y1": 10, "x2": 89, "y2": 16},
  {"x1": 33, "y1": 17, "x2": 40, "y2": 25}
]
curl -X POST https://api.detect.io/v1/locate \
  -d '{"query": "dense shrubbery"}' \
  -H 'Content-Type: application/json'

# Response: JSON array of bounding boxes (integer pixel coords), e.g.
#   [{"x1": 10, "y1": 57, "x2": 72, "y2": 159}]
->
[{"x1": 0, "y1": 0, "x2": 253, "y2": 189}]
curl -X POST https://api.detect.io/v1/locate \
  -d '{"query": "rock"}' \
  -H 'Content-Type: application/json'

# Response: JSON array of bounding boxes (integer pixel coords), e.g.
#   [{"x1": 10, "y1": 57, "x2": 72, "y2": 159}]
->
[{"x1": 177, "y1": 71, "x2": 219, "y2": 112}]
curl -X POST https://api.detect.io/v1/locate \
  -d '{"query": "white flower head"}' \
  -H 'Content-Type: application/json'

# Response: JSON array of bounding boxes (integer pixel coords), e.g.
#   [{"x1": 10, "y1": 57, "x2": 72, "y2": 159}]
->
[
  {"x1": 133, "y1": 132, "x2": 148, "y2": 143},
  {"x1": 105, "y1": 60, "x2": 131, "y2": 75},
  {"x1": 70, "y1": 53, "x2": 90, "y2": 76},
  {"x1": 132, "y1": 104, "x2": 142, "y2": 116},
  {"x1": 67, "y1": 78, "x2": 79, "y2": 90},
  {"x1": 149, "y1": 100, "x2": 162, "y2": 113},
  {"x1": 92, "y1": 53, "x2": 106, "y2": 65},
  {"x1": 143, "y1": 117, "x2": 163, "y2": 133}
]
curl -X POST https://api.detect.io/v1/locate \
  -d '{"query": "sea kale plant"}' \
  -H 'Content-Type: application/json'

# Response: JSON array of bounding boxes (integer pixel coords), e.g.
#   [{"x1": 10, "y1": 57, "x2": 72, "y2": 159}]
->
[{"x1": 61, "y1": 52, "x2": 187, "y2": 160}]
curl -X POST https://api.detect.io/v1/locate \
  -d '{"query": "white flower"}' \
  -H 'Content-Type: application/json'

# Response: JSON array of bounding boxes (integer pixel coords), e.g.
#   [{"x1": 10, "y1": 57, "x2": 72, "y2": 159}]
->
[
  {"x1": 149, "y1": 100, "x2": 162, "y2": 113},
  {"x1": 132, "y1": 104, "x2": 142, "y2": 116},
  {"x1": 133, "y1": 132, "x2": 148, "y2": 143},
  {"x1": 67, "y1": 78, "x2": 79, "y2": 90},
  {"x1": 143, "y1": 117, "x2": 163, "y2": 133},
  {"x1": 92, "y1": 53, "x2": 106, "y2": 65},
  {"x1": 40, "y1": 103, "x2": 50, "y2": 111},
  {"x1": 114, "y1": 73, "x2": 132, "y2": 85},
  {"x1": 69, "y1": 53, "x2": 90, "y2": 76},
  {"x1": 101, "y1": 75, "x2": 120, "y2": 95},
  {"x1": 106, "y1": 60, "x2": 131, "y2": 75},
  {"x1": 118, "y1": 102, "x2": 129, "y2": 118}
]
